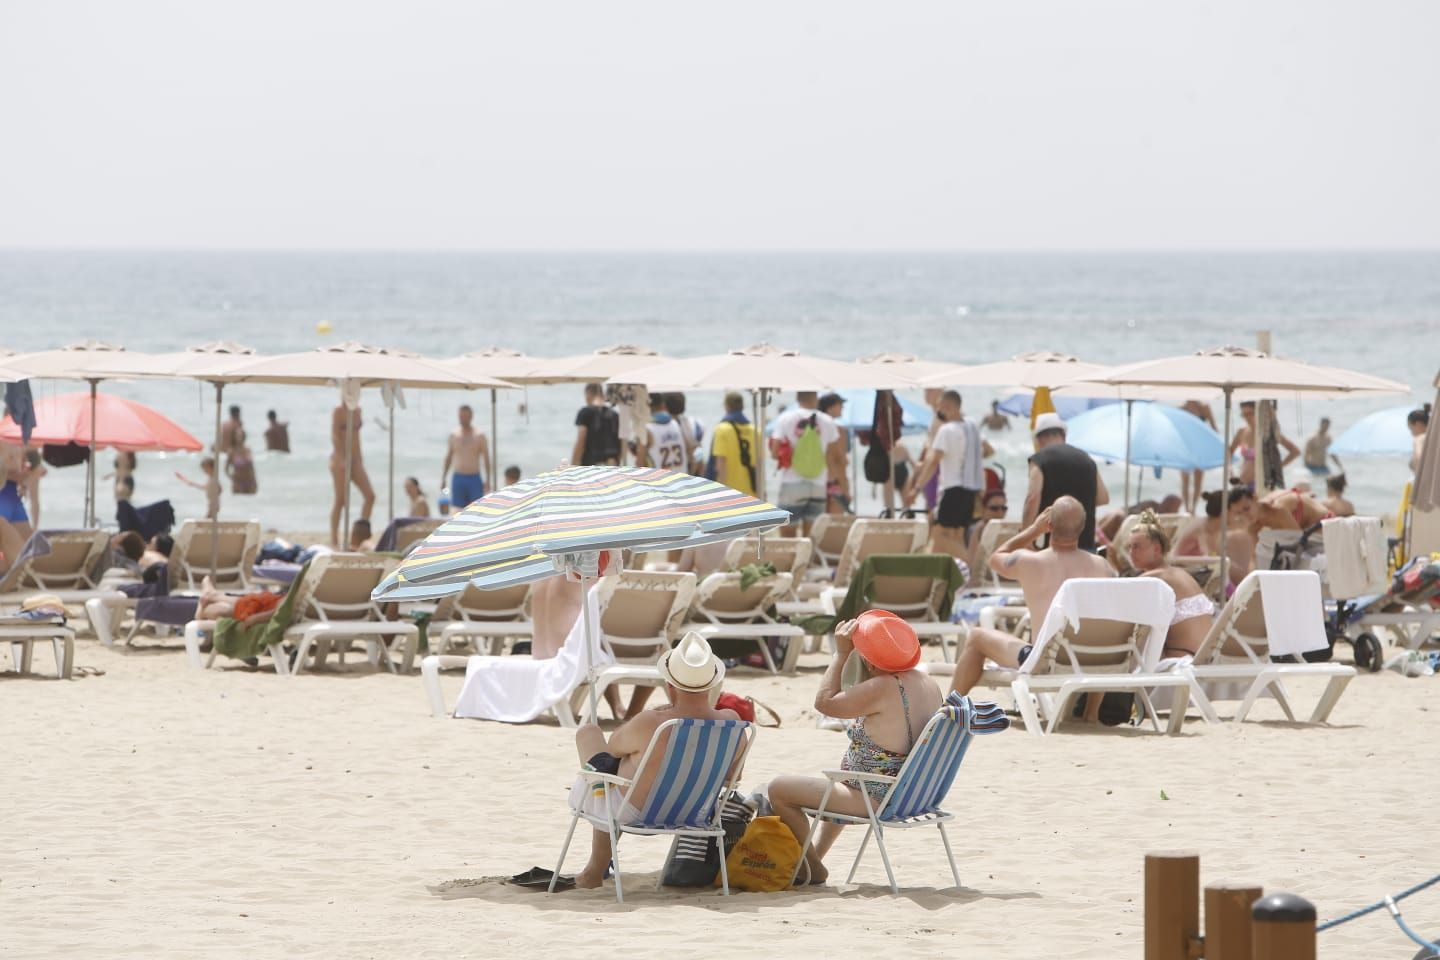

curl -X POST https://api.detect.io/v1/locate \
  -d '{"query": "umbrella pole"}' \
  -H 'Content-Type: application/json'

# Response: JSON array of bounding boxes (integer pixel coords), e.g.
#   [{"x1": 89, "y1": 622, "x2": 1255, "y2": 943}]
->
[
  {"x1": 490, "y1": 388, "x2": 498, "y2": 491},
  {"x1": 87, "y1": 380, "x2": 97, "y2": 527},
  {"x1": 1219, "y1": 388, "x2": 1233, "y2": 590},
  {"x1": 211, "y1": 383, "x2": 223, "y2": 576},
  {"x1": 1123, "y1": 399, "x2": 1133, "y2": 509},
  {"x1": 388, "y1": 402, "x2": 395, "y2": 523}
]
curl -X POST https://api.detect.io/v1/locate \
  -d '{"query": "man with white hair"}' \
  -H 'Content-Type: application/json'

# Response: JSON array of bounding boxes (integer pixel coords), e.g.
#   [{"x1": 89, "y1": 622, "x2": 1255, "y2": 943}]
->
[
  {"x1": 1024, "y1": 412, "x2": 1109, "y2": 552},
  {"x1": 564, "y1": 634, "x2": 742, "y2": 890}
]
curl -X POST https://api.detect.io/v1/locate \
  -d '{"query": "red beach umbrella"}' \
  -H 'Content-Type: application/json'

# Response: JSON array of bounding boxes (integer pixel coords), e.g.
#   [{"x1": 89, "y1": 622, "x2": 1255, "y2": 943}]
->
[{"x1": 0, "y1": 391, "x2": 203, "y2": 453}]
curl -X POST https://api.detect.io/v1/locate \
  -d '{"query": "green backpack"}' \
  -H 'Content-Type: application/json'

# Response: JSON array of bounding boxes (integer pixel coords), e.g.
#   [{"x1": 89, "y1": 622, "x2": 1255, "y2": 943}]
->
[{"x1": 791, "y1": 415, "x2": 827, "y2": 479}]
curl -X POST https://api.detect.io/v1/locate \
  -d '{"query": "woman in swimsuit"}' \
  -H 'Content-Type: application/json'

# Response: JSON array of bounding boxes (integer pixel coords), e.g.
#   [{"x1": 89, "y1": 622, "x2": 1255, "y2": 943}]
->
[
  {"x1": 1126, "y1": 511, "x2": 1215, "y2": 658},
  {"x1": 330, "y1": 404, "x2": 376, "y2": 547},
  {"x1": 1175, "y1": 486, "x2": 1256, "y2": 589},
  {"x1": 1229, "y1": 401, "x2": 1301, "y2": 488},
  {"x1": 768, "y1": 616, "x2": 942, "y2": 885}
]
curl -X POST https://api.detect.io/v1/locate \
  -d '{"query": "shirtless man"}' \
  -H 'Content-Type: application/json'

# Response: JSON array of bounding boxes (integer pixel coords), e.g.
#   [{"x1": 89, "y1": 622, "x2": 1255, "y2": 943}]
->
[
  {"x1": 1121, "y1": 513, "x2": 1213, "y2": 659},
  {"x1": 441, "y1": 404, "x2": 489, "y2": 510},
  {"x1": 949, "y1": 496, "x2": 1113, "y2": 696},
  {"x1": 0, "y1": 443, "x2": 33, "y2": 538},
  {"x1": 565, "y1": 634, "x2": 741, "y2": 890},
  {"x1": 981, "y1": 400, "x2": 1010, "y2": 431},
  {"x1": 330, "y1": 403, "x2": 376, "y2": 548}
]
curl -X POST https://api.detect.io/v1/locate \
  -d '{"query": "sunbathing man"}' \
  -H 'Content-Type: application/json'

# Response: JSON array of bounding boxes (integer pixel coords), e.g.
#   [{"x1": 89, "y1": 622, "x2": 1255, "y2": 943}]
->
[
  {"x1": 566, "y1": 634, "x2": 741, "y2": 890},
  {"x1": 1121, "y1": 510, "x2": 1213, "y2": 658},
  {"x1": 949, "y1": 496, "x2": 1112, "y2": 697}
]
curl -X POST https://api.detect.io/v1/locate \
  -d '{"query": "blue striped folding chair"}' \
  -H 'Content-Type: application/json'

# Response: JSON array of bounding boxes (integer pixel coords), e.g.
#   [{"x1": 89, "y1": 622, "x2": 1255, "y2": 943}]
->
[
  {"x1": 549, "y1": 718, "x2": 755, "y2": 903},
  {"x1": 792, "y1": 693, "x2": 1008, "y2": 894}
]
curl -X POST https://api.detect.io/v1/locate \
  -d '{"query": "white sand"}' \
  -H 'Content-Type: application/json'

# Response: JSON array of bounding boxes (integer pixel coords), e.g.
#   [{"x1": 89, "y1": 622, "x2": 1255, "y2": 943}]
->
[{"x1": 3, "y1": 637, "x2": 1434, "y2": 958}]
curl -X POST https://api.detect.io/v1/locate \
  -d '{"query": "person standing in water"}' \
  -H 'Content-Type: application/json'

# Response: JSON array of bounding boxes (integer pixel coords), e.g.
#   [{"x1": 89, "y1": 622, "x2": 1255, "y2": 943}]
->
[
  {"x1": 441, "y1": 404, "x2": 489, "y2": 510},
  {"x1": 264, "y1": 410, "x2": 290, "y2": 453},
  {"x1": 330, "y1": 402, "x2": 376, "y2": 547}
]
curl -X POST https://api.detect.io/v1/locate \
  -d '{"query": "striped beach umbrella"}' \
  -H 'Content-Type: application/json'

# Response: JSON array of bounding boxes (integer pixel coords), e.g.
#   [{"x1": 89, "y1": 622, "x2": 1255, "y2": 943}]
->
[
  {"x1": 375, "y1": 465, "x2": 789, "y2": 724},
  {"x1": 374, "y1": 465, "x2": 790, "y2": 600}
]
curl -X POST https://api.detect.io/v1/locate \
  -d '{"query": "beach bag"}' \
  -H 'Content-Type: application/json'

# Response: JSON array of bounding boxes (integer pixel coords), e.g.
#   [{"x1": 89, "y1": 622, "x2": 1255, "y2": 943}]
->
[
  {"x1": 863, "y1": 440, "x2": 890, "y2": 484},
  {"x1": 661, "y1": 792, "x2": 755, "y2": 888},
  {"x1": 715, "y1": 692, "x2": 782, "y2": 727},
  {"x1": 791, "y1": 416, "x2": 826, "y2": 479},
  {"x1": 717, "y1": 816, "x2": 803, "y2": 892}
]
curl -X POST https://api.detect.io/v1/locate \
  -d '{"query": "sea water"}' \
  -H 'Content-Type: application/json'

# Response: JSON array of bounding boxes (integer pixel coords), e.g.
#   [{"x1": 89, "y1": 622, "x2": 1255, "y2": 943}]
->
[{"x1": 1, "y1": 250, "x2": 1434, "y2": 536}]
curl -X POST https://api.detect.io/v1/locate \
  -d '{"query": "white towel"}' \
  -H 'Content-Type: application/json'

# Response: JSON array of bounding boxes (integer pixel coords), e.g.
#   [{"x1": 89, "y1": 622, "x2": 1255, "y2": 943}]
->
[
  {"x1": 451, "y1": 585, "x2": 613, "y2": 723},
  {"x1": 1029, "y1": 577, "x2": 1176, "y2": 674},
  {"x1": 1253, "y1": 570, "x2": 1328, "y2": 657},
  {"x1": 1320, "y1": 516, "x2": 1387, "y2": 600}
]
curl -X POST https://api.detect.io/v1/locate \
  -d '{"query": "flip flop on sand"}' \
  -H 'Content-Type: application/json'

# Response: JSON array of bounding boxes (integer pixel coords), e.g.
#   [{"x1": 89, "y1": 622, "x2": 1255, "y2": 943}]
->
[{"x1": 508, "y1": 867, "x2": 575, "y2": 891}]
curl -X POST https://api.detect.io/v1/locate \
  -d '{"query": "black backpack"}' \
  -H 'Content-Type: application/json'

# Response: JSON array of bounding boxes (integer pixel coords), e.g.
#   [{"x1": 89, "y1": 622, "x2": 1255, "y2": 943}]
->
[{"x1": 863, "y1": 439, "x2": 890, "y2": 484}]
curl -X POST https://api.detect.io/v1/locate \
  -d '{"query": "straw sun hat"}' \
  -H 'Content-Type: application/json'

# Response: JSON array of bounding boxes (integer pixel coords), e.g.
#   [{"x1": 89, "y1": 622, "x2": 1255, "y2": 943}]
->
[{"x1": 657, "y1": 632, "x2": 726, "y2": 693}]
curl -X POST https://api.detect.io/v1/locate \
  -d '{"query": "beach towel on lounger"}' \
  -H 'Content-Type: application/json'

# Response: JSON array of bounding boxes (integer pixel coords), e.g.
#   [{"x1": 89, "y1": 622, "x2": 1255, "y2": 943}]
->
[
  {"x1": 451, "y1": 585, "x2": 611, "y2": 723},
  {"x1": 211, "y1": 560, "x2": 309, "y2": 661}
]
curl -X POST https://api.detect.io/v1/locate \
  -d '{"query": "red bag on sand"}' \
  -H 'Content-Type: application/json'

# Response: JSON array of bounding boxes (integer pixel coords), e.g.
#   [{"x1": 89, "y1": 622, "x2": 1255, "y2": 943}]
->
[{"x1": 715, "y1": 693, "x2": 781, "y2": 727}]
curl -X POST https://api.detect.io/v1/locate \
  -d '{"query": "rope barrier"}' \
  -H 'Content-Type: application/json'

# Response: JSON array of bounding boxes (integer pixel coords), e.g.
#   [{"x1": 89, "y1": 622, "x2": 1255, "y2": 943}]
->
[{"x1": 1317, "y1": 873, "x2": 1440, "y2": 953}]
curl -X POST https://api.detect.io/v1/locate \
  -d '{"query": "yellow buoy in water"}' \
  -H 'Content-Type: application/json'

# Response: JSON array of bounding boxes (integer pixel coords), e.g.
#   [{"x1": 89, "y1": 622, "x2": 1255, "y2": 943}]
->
[{"x1": 316, "y1": 320, "x2": 333, "y2": 335}]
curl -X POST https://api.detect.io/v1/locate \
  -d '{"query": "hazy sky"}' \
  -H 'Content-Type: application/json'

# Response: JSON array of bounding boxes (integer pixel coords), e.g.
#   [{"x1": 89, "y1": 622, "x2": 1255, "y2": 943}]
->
[{"x1": 2, "y1": 0, "x2": 1436, "y2": 250}]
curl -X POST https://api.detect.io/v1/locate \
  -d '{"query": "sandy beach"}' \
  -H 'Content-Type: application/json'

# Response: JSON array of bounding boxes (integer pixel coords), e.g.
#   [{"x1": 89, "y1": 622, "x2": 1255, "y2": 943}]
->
[{"x1": 3, "y1": 636, "x2": 1431, "y2": 959}]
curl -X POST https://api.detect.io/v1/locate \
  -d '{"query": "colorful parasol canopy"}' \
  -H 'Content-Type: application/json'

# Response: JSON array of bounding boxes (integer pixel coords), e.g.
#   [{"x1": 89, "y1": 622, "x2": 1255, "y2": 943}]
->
[
  {"x1": 0, "y1": 391, "x2": 203, "y2": 453},
  {"x1": 373, "y1": 466, "x2": 790, "y2": 599}
]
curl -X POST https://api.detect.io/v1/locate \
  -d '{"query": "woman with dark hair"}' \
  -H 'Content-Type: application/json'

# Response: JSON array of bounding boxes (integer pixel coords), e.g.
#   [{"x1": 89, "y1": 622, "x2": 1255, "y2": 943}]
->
[
  {"x1": 404, "y1": 476, "x2": 430, "y2": 517},
  {"x1": 1323, "y1": 474, "x2": 1354, "y2": 518},
  {"x1": 1175, "y1": 484, "x2": 1256, "y2": 588},
  {"x1": 1409, "y1": 404, "x2": 1431, "y2": 474}
]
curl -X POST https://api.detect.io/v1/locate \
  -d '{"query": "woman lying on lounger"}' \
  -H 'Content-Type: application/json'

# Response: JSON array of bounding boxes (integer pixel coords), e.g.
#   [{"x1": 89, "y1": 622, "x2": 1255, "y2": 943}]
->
[{"x1": 768, "y1": 613, "x2": 942, "y2": 885}]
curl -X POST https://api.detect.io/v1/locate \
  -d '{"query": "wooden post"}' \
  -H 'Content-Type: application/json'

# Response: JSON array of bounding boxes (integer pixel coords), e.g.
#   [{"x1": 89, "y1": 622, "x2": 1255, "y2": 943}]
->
[
  {"x1": 1206, "y1": 882, "x2": 1263, "y2": 960},
  {"x1": 1252, "y1": 892, "x2": 1315, "y2": 960},
  {"x1": 1146, "y1": 851, "x2": 1201, "y2": 960}
]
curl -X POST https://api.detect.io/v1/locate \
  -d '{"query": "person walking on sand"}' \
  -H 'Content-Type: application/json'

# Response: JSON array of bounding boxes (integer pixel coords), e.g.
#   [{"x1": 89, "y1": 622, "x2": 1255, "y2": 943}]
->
[
  {"x1": 441, "y1": 404, "x2": 489, "y2": 510},
  {"x1": 905, "y1": 390, "x2": 992, "y2": 558},
  {"x1": 330, "y1": 403, "x2": 376, "y2": 547},
  {"x1": 1025, "y1": 412, "x2": 1109, "y2": 552},
  {"x1": 264, "y1": 410, "x2": 290, "y2": 453},
  {"x1": 571, "y1": 383, "x2": 621, "y2": 467}
]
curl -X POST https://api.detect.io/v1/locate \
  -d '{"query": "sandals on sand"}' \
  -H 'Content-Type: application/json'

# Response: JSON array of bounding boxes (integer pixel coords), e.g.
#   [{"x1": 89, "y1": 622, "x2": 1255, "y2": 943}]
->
[{"x1": 509, "y1": 867, "x2": 575, "y2": 891}]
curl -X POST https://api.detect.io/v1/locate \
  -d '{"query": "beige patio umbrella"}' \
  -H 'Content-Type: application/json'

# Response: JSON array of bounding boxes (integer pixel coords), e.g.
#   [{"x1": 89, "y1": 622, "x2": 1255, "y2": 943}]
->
[
  {"x1": 620, "y1": 343, "x2": 918, "y2": 499},
  {"x1": 919, "y1": 351, "x2": 1110, "y2": 390},
  {"x1": 5, "y1": 341, "x2": 185, "y2": 525},
  {"x1": 439, "y1": 347, "x2": 549, "y2": 487},
  {"x1": 517, "y1": 344, "x2": 666, "y2": 385},
  {"x1": 1086, "y1": 345, "x2": 1410, "y2": 586},
  {"x1": 213, "y1": 342, "x2": 513, "y2": 538}
]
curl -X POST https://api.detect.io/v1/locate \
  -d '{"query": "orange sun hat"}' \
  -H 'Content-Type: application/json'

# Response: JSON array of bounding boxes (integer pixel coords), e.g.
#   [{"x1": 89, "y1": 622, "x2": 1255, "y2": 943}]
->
[{"x1": 852, "y1": 609, "x2": 921, "y2": 672}]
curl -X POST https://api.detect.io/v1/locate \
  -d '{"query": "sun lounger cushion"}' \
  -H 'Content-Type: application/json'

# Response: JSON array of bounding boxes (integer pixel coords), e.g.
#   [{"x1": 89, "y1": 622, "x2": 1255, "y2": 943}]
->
[{"x1": 801, "y1": 553, "x2": 965, "y2": 634}]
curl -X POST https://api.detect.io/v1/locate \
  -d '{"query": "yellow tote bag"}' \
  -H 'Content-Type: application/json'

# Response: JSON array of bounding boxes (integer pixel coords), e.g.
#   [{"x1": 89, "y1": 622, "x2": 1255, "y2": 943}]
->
[{"x1": 716, "y1": 816, "x2": 802, "y2": 892}]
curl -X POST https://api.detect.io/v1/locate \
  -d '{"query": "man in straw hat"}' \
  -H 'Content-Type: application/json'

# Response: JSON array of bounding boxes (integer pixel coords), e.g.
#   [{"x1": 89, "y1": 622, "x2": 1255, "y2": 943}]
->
[{"x1": 565, "y1": 633, "x2": 741, "y2": 890}]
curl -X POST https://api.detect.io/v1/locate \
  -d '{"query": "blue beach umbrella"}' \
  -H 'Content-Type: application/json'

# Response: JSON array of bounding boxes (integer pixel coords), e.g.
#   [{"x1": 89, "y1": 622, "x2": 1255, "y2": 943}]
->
[
  {"x1": 1065, "y1": 401, "x2": 1224, "y2": 506},
  {"x1": 1331, "y1": 406, "x2": 1417, "y2": 458},
  {"x1": 766, "y1": 389, "x2": 932, "y2": 435}
]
